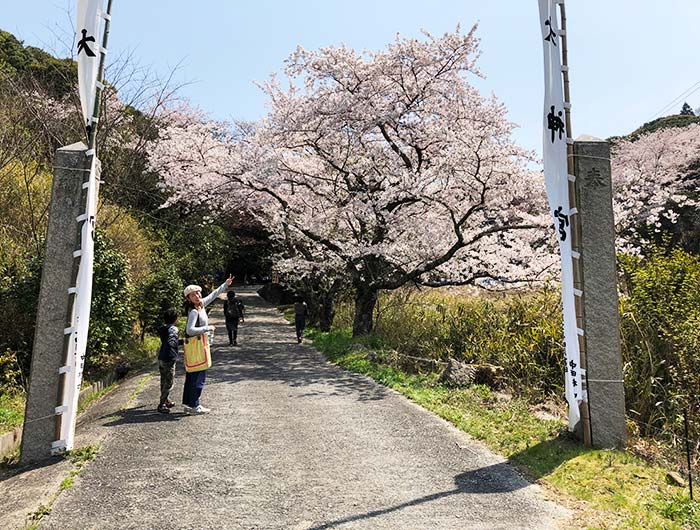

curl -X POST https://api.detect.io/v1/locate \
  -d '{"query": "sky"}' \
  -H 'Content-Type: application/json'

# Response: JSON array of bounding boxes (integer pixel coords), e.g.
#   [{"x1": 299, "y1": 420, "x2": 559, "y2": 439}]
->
[{"x1": 3, "y1": 1, "x2": 700, "y2": 156}]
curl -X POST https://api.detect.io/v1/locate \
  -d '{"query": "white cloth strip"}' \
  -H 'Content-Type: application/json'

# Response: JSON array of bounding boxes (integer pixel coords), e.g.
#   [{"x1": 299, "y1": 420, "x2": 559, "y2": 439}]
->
[
  {"x1": 571, "y1": 250, "x2": 581, "y2": 259},
  {"x1": 559, "y1": 29, "x2": 566, "y2": 36},
  {"x1": 96, "y1": 81, "x2": 104, "y2": 90},
  {"x1": 55, "y1": 405, "x2": 68, "y2": 414},
  {"x1": 100, "y1": 46, "x2": 108, "y2": 54},
  {"x1": 561, "y1": 65, "x2": 569, "y2": 72},
  {"x1": 64, "y1": 327, "x2": 74, "y2": 335},
  {"x1": 85, "y1": 149, "x2": 96, "y2": 156},
  {"x1": 566, "y1": 138, "x2": 574, "y2": 145},
  {"x1": 77, "y1": 214, "x2": 88, "y2": 222},
  {"x1": 59, "y1": 365, "x2": 71, "y2": 374},
  {"x1": 103, "y1": 12, "x2": 112, "y2": 20},
  {"x1": 569, "y1": 207, "x2": 578, "y2": 215},
  {"x1": 563, "y1": 102, "x2": 571, "y2": 109},
  {"x1": 73, "y1": 250, "x2": 82, "y2": 258},
  {"x1": 573, "y1": 288, "x2": 583, "y2": 297},
  {"x1": 568, "y1": 174, "x2": 576, "y2": 182},
  {"x1": 68, "y1": 287, "x2": 77, "y2": 294},
  {"x1": 51, "y1": 440, "x2": 67, "y2": 449},
  {"x1": 91, "y1": 117, "x2": 99, "y2": 123},
  {"x1": 577, "y1": 327, "x2": 585, "y2": 336}
]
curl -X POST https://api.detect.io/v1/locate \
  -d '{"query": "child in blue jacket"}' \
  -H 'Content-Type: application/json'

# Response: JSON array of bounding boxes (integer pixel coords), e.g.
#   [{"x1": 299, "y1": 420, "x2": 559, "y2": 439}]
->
[{"x1": 157, "y1": 308, "x2": 183, "y2": 414}]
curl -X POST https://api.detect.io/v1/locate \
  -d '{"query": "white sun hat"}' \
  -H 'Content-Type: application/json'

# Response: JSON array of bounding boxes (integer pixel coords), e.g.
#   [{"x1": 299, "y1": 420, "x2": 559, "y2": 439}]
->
[{"x1": 183, "y1": 285, "x2": 202, "y2": 299}]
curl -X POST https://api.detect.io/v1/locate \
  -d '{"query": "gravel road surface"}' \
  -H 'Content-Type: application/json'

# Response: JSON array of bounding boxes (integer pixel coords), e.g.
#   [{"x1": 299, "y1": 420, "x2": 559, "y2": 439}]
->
[{"x1": 40, "y1": 287, "x2": 570, "y2": 530}]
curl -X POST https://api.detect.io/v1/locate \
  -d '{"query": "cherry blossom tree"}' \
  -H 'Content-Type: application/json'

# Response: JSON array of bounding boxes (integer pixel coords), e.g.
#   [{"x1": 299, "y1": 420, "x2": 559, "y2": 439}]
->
[
  {"x1": 150, "y1": 27, "x2": 556, "y2": 335},
  {"x1": 612, "y1": 123, "x2": 700, "y2": 253}
]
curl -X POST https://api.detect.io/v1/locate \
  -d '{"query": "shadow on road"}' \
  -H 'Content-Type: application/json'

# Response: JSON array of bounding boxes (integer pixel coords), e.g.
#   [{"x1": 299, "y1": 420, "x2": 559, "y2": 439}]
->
[
  {"x1": 506, "y1": 433, "x2": 589, "y2": 481},
  {"x1": 305, "y1": 462, "x2": 529, "y2": 529},
  {"x1": 0, "y1": 454, "x2": 63, "y2": 483},
  {"x1": 204, "y1": 290, "x2": 391, "y2": 402},
  {"x1": 100, "y1": 405, "x2": 187, "y2": 427}
]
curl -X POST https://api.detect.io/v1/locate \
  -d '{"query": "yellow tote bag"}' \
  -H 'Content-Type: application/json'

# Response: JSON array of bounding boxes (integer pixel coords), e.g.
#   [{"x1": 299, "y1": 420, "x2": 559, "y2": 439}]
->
[{"x1": 183, "y1": 333, "x2": 211, "y2": 373}]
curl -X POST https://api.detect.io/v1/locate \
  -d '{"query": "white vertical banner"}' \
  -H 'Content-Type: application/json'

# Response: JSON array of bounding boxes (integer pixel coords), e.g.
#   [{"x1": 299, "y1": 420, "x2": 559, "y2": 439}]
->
[
  {"x1": 538, "y1": 0, "x2": 583, "y2": 430},
  {"x1": 54, "y1": 0, "x2": 105, "y2": 452},
  {"x1": 60, "y1": 156, "x2": 98, "y2": 450},
  {"x1": 77, "y1": 0, "x2": 103, "y2": 133}
]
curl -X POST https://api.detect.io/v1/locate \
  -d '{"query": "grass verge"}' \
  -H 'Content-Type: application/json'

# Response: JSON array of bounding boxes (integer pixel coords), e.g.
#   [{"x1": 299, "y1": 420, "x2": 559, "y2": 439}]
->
[{"x1": 309, "y1": 328, "x2": 699, "y2": 530}]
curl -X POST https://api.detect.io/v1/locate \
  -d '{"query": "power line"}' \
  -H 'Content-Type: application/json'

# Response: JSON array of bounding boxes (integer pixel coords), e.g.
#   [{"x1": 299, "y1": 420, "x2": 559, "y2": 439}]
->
[{"x1": 650, "y1": 79, "x2": 700, "y2": 120}]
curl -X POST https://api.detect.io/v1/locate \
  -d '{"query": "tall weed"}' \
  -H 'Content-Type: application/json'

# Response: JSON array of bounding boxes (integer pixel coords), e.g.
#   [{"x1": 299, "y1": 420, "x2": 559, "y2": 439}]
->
[
  {"x1": 619, "y1": 248, "x2": 700, "y2": 440},
  {"x1": 334, "y1": 286, "x2": 565, "y2": 398}
]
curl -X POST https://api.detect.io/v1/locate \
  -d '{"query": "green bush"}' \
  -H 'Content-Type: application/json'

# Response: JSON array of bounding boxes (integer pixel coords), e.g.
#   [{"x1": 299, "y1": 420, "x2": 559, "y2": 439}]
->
[
  {"x1": 0, "y1": 252, "x2": 42, "y2": 384},
  {"x1": 133, "y1": 247, "x2": 183, "y2": 338},
  {"x1": 86, "y1": 230, "x2": 134, "y2": 371},
  {"x1": 333, "y1": 287, "x2": 565, "y2": 398},
  {"x1": 619, "y1": 247, "x2": 700, "y2": 438}
]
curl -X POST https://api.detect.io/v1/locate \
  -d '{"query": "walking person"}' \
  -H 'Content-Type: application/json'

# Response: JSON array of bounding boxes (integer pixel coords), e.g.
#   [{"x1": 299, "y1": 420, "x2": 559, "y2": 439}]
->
[
  {"x1": 293, "y1": 295, "x2": 308, "y2": 344},
  {"x1": 157, "y1": 308, "x2": 183, "y2": 414},
  {"x1": 182, "y1": 274, "x2": 233, "y2": 414},
  {"x1": 223, "y1": 290, "x2": 245, "y2": 345}
]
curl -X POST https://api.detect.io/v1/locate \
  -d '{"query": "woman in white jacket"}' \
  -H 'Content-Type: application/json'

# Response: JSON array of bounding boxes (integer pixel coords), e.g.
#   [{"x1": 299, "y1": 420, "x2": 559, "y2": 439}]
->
[{"x1": 182, "y1": 274, "x2": 232, "y2": 413}]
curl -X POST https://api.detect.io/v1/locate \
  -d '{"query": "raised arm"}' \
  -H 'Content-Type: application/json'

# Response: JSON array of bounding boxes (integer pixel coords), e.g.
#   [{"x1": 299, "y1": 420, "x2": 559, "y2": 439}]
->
[{"x1": 201, "y1": 274, "x2": 234, "y2": 307}]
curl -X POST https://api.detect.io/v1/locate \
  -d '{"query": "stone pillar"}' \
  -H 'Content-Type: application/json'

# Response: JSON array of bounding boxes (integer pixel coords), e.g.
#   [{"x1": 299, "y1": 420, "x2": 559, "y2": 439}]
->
[
  {"x1": 574, "y1": 136, "x2": 626, "y2": 449},
  {"x1": 20, "y1": 143, "x2": 90, "y2": 465}
]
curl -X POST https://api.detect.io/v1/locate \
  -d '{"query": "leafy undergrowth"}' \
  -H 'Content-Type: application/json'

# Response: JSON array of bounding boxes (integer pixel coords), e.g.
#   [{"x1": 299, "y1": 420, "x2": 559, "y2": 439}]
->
[
  {"x1": 310, "y1": 328, "x2": 699, "y2": 530},
  {"x1": 0, "y1": 333, "x2": 159, "y2": 438},
  {"x1": 0, "y1": 391, "x2": 25, "y2": 435}
]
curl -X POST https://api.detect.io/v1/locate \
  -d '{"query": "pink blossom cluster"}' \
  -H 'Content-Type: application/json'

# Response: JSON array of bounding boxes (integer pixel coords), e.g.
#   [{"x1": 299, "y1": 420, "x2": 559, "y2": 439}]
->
[
  {"x1": 149, "y1": 27, "x2": 558, "y2": 291},
  {"x1": 612, "y1": 123, "x2": 700, "y2": 253}
]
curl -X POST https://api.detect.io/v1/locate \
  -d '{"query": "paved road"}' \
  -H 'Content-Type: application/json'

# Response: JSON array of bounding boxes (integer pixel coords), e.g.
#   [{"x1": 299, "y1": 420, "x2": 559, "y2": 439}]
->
[{"x1": 41, "y1": 287, "x2": 569, "y2": 530}]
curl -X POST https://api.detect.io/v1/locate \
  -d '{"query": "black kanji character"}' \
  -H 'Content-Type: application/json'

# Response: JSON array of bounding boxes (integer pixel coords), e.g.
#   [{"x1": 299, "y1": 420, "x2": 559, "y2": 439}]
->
[
  {"x1": 547, "y1": 105, "x2": 566, "y2": 143},
  {"x1": 544, "y1": 16, "x2": 557, "y2": 46},
  {"x1": 553, "y1": 206, "x2": 569, "y2": 241},
  {"x1": 586, "y1": 168, "x2": 606, "y2": 189},
  {"x1": 569, "y1": 359, "x2": 577, "y2": 369},
  {"x1": 77, "y1": 29, "x2": 96, "y2": 57}
]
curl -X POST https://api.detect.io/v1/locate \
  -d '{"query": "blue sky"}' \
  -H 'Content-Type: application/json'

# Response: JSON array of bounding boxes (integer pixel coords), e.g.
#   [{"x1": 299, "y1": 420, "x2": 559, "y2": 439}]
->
[{"x1": 3, "y1": 1, "x2": 699, "y2": 155}]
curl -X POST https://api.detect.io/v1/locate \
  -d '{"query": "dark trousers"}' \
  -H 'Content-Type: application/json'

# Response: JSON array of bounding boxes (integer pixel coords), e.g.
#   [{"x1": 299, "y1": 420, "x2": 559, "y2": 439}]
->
[
  {"x1": 158, "y1": 359, "x2": 176, "y2": 405},
  {"x1": 226, "y1": 318, "x2": 240, "y2": 344},
  {"x1": 182, "y1": 370, "x2": 207, "y2": 407},
  {"x1": 295, "y1": 315, "x2": 306, "y2": 340}
]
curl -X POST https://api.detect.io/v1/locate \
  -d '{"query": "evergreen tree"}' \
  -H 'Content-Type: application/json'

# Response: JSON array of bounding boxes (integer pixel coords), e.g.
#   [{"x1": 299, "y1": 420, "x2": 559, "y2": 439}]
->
[{"x1": 680, "y1": 102, "x2": 695, "y2": 116}]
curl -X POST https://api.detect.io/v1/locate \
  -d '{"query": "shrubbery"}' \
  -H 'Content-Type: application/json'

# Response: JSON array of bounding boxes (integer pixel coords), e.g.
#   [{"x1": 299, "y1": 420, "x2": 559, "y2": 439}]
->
[
  {"x1": 330, "y1": 247, "x2": 700, "y2": 441},
  {"x1": 333, "y1": 287, "x2": 565, "y2": 398},
  {"x1": 85, "y1": 230, "x2": 135, "y2": 370},
  {"x1": 619, "y1": 247, "x2": 700, "y2": 438}
]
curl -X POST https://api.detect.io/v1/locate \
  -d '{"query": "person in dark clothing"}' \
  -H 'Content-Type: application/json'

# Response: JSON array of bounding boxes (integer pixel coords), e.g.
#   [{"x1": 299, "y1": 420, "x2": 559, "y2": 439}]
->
[
  {"x1": 157, "y1": 308, "x2": 183, "y2": 414},
  {"x1": 293, "y1": 296, "x2": 308, "y2": 344},
  {"x1": 223, "y1": 291, "x2": 245, "y2": 345}
]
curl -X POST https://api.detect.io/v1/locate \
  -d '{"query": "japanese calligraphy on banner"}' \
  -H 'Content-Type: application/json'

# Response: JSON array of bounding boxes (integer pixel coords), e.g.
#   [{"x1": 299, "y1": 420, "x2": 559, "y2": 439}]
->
[
  {"x1": 538, "y1": 0, "x2": 583, "y2": 431},
  {"x1": 77, "y1": 0, "x2": 103, "y2": 134},
  {"x1": 53, "y1": 0, "x2": 105, "y2": 453}
]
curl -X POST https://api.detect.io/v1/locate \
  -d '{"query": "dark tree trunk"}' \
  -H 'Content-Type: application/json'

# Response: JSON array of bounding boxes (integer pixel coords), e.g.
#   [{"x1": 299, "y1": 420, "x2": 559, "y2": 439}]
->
[
  {"x1": 352, "y1": 285, "x2": 378, "y2": 336},
  {"x1": 319, "y1": 294, "x2": 335, "y2": 332}
]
